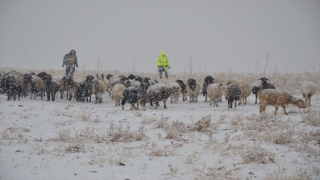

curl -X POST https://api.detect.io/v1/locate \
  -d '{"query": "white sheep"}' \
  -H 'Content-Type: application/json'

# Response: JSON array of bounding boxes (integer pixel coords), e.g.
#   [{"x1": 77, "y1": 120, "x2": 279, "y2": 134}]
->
[
  {"x1": 300, "y1": 81, "x2": 317, "y2": 106},
  {"x1": 168, "y1": 82, "x2": 181, "y2": 104},
  {"x1": 186, "y1": 78, "x2": 201, "y2": 103},
  {"x1": 100, "y1": 74, "x2": 110, "y2": 92},
  {"x1": 111, "y1": 83, "x2": 126, "y2": 106},
  {"x1": 207, "y1": 83, "x2": 223, "y2": 107},
  {"x1": 92, "y1": 80, "x2": 107, "y2": 104}
]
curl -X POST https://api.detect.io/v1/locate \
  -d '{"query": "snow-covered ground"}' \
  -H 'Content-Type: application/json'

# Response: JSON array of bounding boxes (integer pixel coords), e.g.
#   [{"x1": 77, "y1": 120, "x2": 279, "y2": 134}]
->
[{"x1": 0, "y1": 91, "x2": 320, "y2": 180}]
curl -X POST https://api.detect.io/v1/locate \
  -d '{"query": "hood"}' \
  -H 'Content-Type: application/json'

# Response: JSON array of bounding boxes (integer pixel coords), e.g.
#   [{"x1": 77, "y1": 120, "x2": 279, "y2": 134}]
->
[{"x1": 161, "y1": 52, "x2": 166, "y2": 56}]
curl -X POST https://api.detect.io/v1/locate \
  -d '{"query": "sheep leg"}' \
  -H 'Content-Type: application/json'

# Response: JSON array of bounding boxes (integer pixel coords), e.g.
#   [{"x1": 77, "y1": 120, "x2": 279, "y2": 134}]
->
[
  {"x1": 255, "y1": 94, "x2": 257, "y2": 104},
  {"x1": 52, "y1": 92, "x2": 56, "y2": 101},
  {"x1": 155, "y1": 100, "x2": 160, "y2": 109},
  {"x1": 60, "y1": 90, "x2": 64, "y2": 99},
  {"x1": 95, "y1": 95, "x2": 98, "y2": 104},
  {"x1": 234, "y1": 100, "x2": 237, "y2": 109},
  {"x1": 164, "y1": 100, "x2": 167, "y2": 109},
  {"x1": 228, "y1": 100, "x2": 232, "y2": 108},
  {"x1": 307, "y1": 96, "x2": 311, "y2": 106},
  {"x1": 274, "y1": 105, "x2": 279, "y2": 115},
  {"x1": 281, "y1": 105, "x2": 286, "y2": 115},
  {"x1": 47, "y1": 91, "x2": 50, "y2": 101},
  {"x1": 99, "y1": 95, "x2": 102, "y2": 103},
  {"x1": 210, "y1": 97, "x2": 213, "y2": 106}
]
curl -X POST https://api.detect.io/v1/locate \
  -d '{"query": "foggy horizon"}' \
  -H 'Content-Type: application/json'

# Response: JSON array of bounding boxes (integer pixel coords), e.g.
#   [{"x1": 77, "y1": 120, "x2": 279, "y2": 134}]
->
[{"x1": 1, "y1": 0, "x2": 319, "y2": 74}]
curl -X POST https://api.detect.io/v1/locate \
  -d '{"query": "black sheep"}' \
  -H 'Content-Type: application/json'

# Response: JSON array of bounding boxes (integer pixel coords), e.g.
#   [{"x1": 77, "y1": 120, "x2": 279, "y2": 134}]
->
[
  {"x1": 202, "y1": 75, "x2": 214, "y2": 102},
  {"x1": 176, "y1": 79, "x2": 187, "y2": 101},
  {"x1": 121, "y1": 86, "x2": 147, "y2": 110}
]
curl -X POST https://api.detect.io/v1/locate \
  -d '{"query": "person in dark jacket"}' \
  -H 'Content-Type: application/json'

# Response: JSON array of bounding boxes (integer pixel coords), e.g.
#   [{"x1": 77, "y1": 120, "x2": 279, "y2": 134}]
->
[{"x1": 62, "y1": 49, "x2": 78, "y2": 77}]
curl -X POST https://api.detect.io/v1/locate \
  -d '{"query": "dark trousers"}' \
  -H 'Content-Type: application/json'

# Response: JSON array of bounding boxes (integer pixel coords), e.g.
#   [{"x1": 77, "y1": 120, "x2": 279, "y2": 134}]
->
[
  {"x1": 158, "y1": 66, "x2": 168, "y2": 79},
  {"x1": 65, "y1": 66, "x2": 75, "y2": 77}
]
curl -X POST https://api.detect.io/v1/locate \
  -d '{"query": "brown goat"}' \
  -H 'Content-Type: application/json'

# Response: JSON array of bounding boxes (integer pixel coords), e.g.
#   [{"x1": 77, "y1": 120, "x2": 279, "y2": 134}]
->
[{"x1": 258, "y1": 89, "x2": 306, "y2": 115}]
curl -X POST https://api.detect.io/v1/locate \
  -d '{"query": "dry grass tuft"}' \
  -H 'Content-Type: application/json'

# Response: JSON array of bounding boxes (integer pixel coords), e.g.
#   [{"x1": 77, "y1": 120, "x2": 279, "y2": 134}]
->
[
  {"x1": 141, "y1": 116, "x2": 157, "y2": 124},
  {"x1": 241, "y1": 144, "x2": 274, "y2": 164},
  {"x1": 302, "y1": 109, "x2": 320, "y2": 127},
  {"x1": 135, "y1": 112, "x2": 143, "y2": 117},
  {"x1": 148, "y1": 142, "x2": 176, "y2": 156}
]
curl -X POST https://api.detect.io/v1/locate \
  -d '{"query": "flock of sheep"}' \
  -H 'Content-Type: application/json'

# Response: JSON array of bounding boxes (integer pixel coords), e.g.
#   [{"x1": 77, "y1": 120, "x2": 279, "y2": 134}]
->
[{"x1": 0, "y1": 70, "x2": 317, "y2": 115}]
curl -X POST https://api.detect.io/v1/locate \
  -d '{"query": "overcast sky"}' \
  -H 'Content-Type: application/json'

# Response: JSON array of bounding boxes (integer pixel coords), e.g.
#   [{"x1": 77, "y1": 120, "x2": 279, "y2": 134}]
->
[{"x1": 0, "y1": 0, "x2": 319, "y2": 74}]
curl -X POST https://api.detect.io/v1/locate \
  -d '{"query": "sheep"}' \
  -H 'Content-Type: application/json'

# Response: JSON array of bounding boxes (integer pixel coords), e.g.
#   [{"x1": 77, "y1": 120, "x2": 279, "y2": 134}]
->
[
  {"x1": 222, "y1": 83, "x2": 241, "y2": 108},
  {"x1": 14, "y1": 74, "x2": 30, "y2": 97},
  {"x1": 60, "y1": 76, "x2": 79, "y2": 101},
  {"x1": 59, "y1": 77, "x2": 68, "y2": 99},
  {"x1": 227, "y1": 81, "x2": 251, "y2": 105},
  {"x1": 0, "y1": 76, "x2": 22, "y2": 101},
  {"x1": 252, "y1": 77, "x2": 276, "y2": 104},
  {"x1": 96, "y1": 74, "x2": 102, "y2": 80},
  {"x1": 23, "y1": 75, "x2": 45, "y2": 100},
  {"x1": 108, "y1": 76, "x2": 128, "y2": 92},
  {"x1": 258, "y1": 89, "x2": 306, "y2": 115},
  {"x1": 207, "y1": 83, "x2": 223, "y2": 107},
  {"x1": 124, "y1": 79, "x2": 144, "y2": 89},
  {"x1": 202, "y1": 75, "x2": 214, "y2": 102},
  {"x1": 92, "y1": 80, "x2": 107, "y2": 104},
  {"x1": 259, "y1": 77, "x2": 276, "y2": 90},
  {"x1": 146, "y1": 84, "x2": 173, "y2": 109},
  {"x1": 168, "y1": 82, "x2": 181, "y2": 104},
  {"x1": 133, "y1": 76, "x2": 142, "y2": 82},
  {"x1": 106, "y1": 74, "x2": 113, "y2": 80},
  {"x1": 186, "y1": 78, "x2": 201, "y2": 103},
  {"x1": 37, "y1": 72, "x2": 60, "y2": 101},
  {"x1": 75, "y1": 81, "x2": 92, "y2": 102},
  {"x1": 252, "y1": 78, "x2": 276, "y2": 104},
  {"x1": 111, "y1": 83, "x2": 126, "y2": 106},
  {"x1": 100, "y1": 74, "x2": 110, "y2": 92},
  {"x1": 300, "y1": 81, "x2": 317, "y2": 106},
  {"x1": 121, "y1": 86, "x2": 147, "y2": 110},
  {"x1": 176, "y1": 79, "x2": 187, "y2": 101},
  {"x1": 128, "y1": 74, "x2": 136, "y2": 80}
]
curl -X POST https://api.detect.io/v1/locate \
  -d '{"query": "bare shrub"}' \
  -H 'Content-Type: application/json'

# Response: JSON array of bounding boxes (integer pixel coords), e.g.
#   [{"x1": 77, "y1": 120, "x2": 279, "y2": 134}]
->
[
  {"x1": 107, "y1": 121, "x2": 148, "y2": 142},
  {"x1": 140, "y1": 116, "x2": 157, "y2": 124},
  {"x1": 217, "y1": 113, "x2": 227, "y2": 124},
  {"x1": 2, "y1": 126, "x2": 29, "y2": 143},
  {"x1": 75, "y1": 109, "x2": 92, "y2": 122},
  {"x1": 135, "y1": 112, "x2": 143, "y2": 117},
  {"x1": 241, "y1": 144, "x2": 274, "y2": 164},
  {"x1": 152, "y1": 113, "x2": 169, "y2": 129},
  {"x1": 185, "y1": 152, "x2": 199, "y2": 164},
  {"x1": 148, "y1": 142, "x2": 176, "y2": 156},
  {"x1": 193, "y1": 164, "x2": 242, "y2": 180},
  {"x1": 264, "y1": 168, "x2": 312, "y2": 180},
  {"x1": 65, "y1": 144, "x2": 86, "y2": 153}
]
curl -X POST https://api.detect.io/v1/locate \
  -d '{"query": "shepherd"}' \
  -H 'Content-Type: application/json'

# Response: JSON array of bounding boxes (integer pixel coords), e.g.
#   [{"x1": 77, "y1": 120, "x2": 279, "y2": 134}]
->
[
  {"x1": 157, "y1": 52, "x2": 170, "y2": 79},
  {"x1": 62, "y1": 49, "x2": 78, "y2": 77}
]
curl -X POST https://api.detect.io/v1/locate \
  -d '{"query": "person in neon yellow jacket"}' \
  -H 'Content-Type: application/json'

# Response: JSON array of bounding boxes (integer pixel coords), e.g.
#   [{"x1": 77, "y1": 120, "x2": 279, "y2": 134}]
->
[{"x1": 157, "y1": 52, "x2": 170, "y2": 79}]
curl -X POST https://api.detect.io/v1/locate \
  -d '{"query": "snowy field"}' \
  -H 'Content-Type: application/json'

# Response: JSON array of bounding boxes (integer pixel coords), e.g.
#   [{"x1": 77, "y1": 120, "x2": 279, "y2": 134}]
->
[{"x1": 0, "y1": 71, "x2": 320, "y2": 180}]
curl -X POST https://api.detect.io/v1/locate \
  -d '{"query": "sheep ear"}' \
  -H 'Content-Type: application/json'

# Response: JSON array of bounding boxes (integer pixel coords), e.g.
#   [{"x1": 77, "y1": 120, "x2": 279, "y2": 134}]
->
[
  {"x1": 266, "y1": 78, "x2": 269, "y2": 81},
  {"x1": 219, "y1": 84, "x2": 222, "y2": 87}
]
